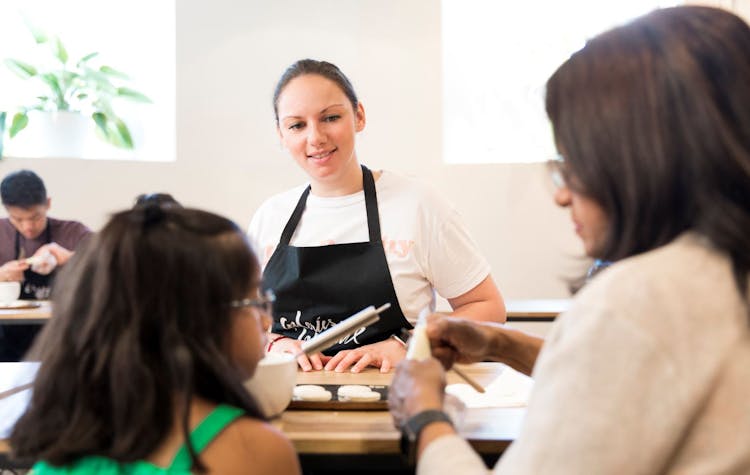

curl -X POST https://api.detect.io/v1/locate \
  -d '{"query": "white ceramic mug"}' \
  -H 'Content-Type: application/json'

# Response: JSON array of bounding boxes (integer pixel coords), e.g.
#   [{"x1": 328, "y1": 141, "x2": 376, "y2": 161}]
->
[
  {"x1": 0, "y1": 281, "x2": 21, "y2": 304},
  {"x1": 244, "y1": 352, "x2": 297, "y2": 418}
]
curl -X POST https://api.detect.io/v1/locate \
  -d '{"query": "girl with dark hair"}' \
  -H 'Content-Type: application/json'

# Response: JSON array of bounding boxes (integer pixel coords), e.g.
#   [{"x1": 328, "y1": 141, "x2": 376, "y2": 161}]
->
[
  {"x1": 133, "y1": 192, "x2": 182, "y2": 209},
  {"x1": 389, "y1": 6, "x2": 750, "y2": 474},
  {"x1": 250, "y1": 59, "x2": 506, "y2": 374},
  {"x1": 10, "y1": 206, "x2": 300, "y2": 474}
]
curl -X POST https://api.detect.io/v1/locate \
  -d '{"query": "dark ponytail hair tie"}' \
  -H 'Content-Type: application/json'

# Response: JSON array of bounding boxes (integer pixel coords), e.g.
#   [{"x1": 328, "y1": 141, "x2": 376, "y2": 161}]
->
[{"x1": 142, "y1": 203, "x2": 167, "y2": 230}]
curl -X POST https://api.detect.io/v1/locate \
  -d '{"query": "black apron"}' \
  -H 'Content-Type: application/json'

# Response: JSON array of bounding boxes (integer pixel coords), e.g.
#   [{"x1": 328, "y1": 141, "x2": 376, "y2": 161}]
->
[
  {"x1": 15, "y1": 223, "x2": 54, "y2": 300},
  {"x1": 0, "y1": 223, "x2": 51, "y2": 360},
  {"x1": 262, "y1": 165, "x2": 411, "y2": 355}
]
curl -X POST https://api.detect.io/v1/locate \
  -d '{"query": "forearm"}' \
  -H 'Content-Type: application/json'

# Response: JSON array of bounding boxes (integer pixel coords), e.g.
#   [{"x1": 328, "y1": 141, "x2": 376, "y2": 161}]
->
[
  {"x1": 417, "y1": 421, "x2": 456, "y2": 459},
  {"x1": 448, "y1": 276, "x2": 506, "y2": 323},
  {"x1": 450, "y1": 298, "x2": 506, "y2": 323},
  {"x1": 266, "y1": 333, "x2": 291, "y2": 352},
  {"x1": 488, "y1": 326, "x2": 543, "y2": 376},
  {"x1": 417, "y1": 430, "x2": 491, "y2": 475}
]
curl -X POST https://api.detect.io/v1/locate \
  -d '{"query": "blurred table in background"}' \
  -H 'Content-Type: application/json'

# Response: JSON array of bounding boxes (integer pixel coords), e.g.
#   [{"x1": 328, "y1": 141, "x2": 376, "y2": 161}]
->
[
  {"x1": 0, "y1": 299, "x2": 570, "y2": 326},
  {"x1": 506, "y1": 299, "x2": 570, "y2": 321},
  {"x1": 0, "y1": 301, "x2": 52, "y2": 325},
  {"x1": 505, "y1": 298, "x2": 570, "y2": 338}
]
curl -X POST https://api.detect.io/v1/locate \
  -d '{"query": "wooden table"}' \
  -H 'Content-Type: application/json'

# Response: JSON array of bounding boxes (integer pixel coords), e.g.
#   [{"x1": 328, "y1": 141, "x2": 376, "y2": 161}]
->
[
  {"x1": 278, "y1": 363, "x2": 523, "y2": 455},
  {"x1": 505, "y1": 298, "x2": 570, "y2": 321},
  {"x1": 280, "y1": 363, "x2": 525, "y2": 472},
  {"x1": 0, "y1": 362, "x2": 524, "y2": 470},
  {"x1": 0, "y1": 301, "x2": 52, "y2": 325},
  {"x1": 0, "y1": 299, "x2": 570, "y2": 324}
]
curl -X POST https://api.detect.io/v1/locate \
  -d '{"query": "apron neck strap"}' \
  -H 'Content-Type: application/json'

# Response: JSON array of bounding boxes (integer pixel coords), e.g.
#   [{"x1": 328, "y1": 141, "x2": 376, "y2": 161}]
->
[
  {"x1": 278, "y1": 165, "x2": 381, "y2": 246},
  {"x1": 362, "y1": 166, "x2": 381, "y2": 243},
  {"x1": 15, "y1": 219, "x2": 51, "y2": 259},
  {"x1": 279, "y1": 186, "x2": 311, "y2": 245}
]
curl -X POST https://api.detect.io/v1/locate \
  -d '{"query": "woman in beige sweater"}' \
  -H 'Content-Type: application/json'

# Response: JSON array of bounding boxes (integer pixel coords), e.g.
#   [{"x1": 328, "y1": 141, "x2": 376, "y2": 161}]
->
[{"x1": 389, "y1": 6, "x2": 750, "y2": 474}]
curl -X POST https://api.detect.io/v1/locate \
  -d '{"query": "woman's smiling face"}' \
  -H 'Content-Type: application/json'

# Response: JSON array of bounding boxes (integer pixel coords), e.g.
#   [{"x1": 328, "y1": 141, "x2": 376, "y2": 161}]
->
[{"x1": 276, "y1": 74, "x2": 365, "y2": 195}]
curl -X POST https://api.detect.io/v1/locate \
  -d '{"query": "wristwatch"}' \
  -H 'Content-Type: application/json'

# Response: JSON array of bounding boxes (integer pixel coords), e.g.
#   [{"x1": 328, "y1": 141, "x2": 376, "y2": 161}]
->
[{"x1": 400, "y1": 409, "x2": 453, "y2": 466}]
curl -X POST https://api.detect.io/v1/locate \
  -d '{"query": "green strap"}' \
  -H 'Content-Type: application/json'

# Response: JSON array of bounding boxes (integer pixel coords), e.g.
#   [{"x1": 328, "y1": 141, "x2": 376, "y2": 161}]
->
[{"x1": 168, "y1": 404, "x2": 245, "y2": 471}]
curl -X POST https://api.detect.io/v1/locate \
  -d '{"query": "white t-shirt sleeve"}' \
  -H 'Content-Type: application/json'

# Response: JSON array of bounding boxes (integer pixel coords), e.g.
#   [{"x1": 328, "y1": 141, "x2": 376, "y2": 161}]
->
[
  {"x1": 247, "y1": 202, "x2": 278, "y2": 268},
  {"x1": 422, "y1": 199, "x2": 491, "y2": 300},
  {"x1": 247, "y1": 210, "x2": 262, "y2": 257}
]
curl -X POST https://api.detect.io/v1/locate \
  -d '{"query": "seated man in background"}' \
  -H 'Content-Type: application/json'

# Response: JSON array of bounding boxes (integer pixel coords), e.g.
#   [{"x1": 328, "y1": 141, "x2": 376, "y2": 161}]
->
[{"x1": 0, "y1": 169, "x2": 91, "y2": 361}]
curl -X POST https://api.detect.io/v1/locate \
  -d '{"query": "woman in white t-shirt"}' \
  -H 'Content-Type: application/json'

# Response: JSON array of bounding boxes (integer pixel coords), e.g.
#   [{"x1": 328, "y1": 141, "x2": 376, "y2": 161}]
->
[{"x1": 248, "y1": 59, "x2": 505, "y2": 373}]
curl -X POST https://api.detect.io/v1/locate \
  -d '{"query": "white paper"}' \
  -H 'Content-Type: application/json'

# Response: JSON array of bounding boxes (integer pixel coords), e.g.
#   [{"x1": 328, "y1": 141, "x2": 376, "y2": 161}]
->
[{"x1": 446, "y1": 365, "x2": 533, "y2": 408}]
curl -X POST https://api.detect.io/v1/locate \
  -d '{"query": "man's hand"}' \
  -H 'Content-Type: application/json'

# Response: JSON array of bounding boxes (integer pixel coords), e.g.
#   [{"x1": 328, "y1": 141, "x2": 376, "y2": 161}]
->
[
  {"x1": 0, "y1": 260, "x2": 29, "y2": 282},
  {"x1": 36, "y1": 242, "x2": 73, "y2": 266}
]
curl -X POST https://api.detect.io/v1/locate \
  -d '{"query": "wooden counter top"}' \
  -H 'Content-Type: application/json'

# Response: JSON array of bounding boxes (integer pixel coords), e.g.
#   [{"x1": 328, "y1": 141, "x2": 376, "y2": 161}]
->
[
  {"x1": 0, "y1": 301, "x2": 52, "y2": 325},
  {"x1": 0, "y1": 362, "x2": 524, "y2": 462},
  {"x1": 276, "y1": 362, "x2": 523, "y2": 455}
]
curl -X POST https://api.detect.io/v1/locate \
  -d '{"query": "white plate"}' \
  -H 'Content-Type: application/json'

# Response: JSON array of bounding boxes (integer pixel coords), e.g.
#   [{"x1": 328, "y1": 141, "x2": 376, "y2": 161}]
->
[{"x1": 0, "y1": 301, "x2": 43, "y2": 310}]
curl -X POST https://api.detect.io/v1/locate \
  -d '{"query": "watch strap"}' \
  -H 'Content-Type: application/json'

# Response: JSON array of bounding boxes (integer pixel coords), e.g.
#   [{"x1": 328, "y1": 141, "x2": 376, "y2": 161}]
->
[
  {"x1": 400, "y1": 409, "x2": 453, "y2": 466},
  {"x1": 391, "y1": 333, "x2": 408, "y2": 348},
  {"x1": 391, "y1": 327, "x2": 412, "y2": 348}
]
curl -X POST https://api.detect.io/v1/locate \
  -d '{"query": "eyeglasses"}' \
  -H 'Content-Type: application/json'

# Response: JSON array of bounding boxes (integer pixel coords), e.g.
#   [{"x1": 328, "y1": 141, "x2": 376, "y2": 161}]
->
[
  {"x1": 230, "y1": 290, "x2": 276, "y2": 314},
  {"x1": 546, "y1": 155, "x2": 569, "y2": 190}
]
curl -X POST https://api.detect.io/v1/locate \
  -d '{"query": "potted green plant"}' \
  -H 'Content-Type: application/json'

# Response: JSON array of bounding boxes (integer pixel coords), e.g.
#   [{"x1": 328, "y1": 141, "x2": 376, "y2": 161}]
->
[
  {"x1": 0, "y1": 112, "x2": 6, "y2": 159},
  {"x1": 3, "y1": 24, "x2": 151, "y2": 156}
]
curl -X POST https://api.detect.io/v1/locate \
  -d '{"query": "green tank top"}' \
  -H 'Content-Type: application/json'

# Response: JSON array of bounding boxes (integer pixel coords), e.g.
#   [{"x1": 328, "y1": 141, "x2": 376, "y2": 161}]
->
[{"x1": 32, "y1": 405, "x2": 245, "y2": 474}]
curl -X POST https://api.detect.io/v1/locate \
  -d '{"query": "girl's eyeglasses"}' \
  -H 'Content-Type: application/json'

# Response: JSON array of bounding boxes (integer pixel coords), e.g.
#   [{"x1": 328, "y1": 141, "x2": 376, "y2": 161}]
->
[
  {"x1": 230, "y1": 290, "x2": 276, "y2": 314},
  {"x1": 546, "y1": 155, "x2": 569, "y2": 190}
]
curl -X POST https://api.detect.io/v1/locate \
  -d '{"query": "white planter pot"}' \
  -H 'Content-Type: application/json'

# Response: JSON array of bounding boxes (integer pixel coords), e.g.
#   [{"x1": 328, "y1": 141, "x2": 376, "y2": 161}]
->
[{"x1": 5, "y1": 110, "x2": 92, "y2": 159}]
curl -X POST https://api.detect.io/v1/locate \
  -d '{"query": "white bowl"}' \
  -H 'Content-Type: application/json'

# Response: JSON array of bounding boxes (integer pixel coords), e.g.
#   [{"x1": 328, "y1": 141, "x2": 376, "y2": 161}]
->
[
  {"x1": 244, "y1": 352, "x2": 297, "y2": 418},
  {"x1": 0, "y1": 282, "x2": 21, "y2": 304}
]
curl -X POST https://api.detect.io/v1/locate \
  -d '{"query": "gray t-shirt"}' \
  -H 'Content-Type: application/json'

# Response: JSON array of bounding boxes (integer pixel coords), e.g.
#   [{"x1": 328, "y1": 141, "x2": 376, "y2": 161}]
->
[
  {"x1": 0, "y1": 216, "x2": 92, "y2": 360},
  {"x1": 0, "y1": 217, "x2": 92, "y2": 264}
]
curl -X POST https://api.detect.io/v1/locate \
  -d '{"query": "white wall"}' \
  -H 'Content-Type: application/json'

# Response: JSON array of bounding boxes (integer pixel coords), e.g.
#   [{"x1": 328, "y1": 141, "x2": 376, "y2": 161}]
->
[{"x1": 0, "y1": 0, "x2": 591, "y2": 299}]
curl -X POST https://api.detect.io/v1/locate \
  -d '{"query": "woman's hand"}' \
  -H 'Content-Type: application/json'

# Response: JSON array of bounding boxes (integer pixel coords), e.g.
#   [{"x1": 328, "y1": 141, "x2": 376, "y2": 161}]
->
[
  {"x1": 427, "y1": 314, "x2": 544, "y2": 376},
  {"x1": 324, "y1": 337, "x2": 406, "y2": 373},
  {"x1": 267, "y1": 336, "x2": 329, "y2": 372},
  {"x1": 426, "y1": 314, "x2": 496, "y2": 368},
  {"x1": 388, "y1": 358, "x2": 446, "y2": 428}
]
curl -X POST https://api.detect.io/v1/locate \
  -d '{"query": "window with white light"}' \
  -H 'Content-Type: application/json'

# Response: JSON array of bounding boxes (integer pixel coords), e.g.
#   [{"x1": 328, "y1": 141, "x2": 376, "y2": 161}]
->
[
  {"x1": 0, "y1": 0, "x2": 175, "y2": 162},
  {"x1": 442, "y1": 0, "x2": 683, "y2": 164}
]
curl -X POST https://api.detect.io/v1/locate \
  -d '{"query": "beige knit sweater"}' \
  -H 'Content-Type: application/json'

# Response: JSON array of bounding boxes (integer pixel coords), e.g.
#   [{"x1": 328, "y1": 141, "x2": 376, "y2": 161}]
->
[{"x1": 419, "y1": 233, "x2": 750, "y2": 474}]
